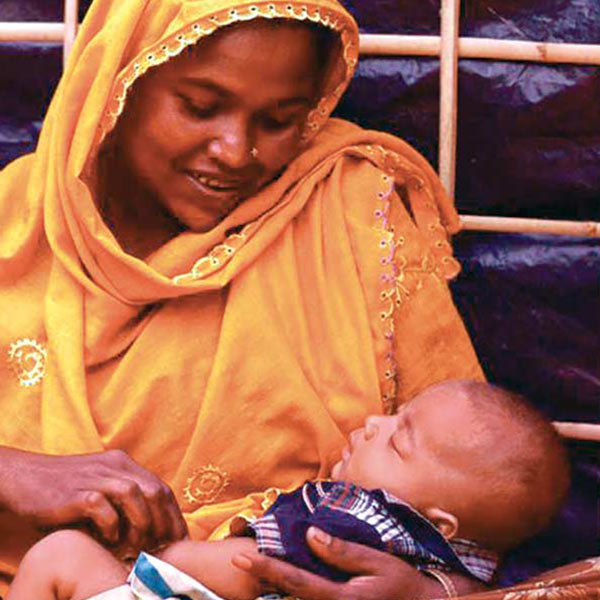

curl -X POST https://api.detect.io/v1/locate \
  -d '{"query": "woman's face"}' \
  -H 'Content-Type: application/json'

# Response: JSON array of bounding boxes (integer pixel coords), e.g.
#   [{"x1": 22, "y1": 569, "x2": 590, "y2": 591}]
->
[{"x1": 113, "y1": 21, "x2": 323, "y2": 232}]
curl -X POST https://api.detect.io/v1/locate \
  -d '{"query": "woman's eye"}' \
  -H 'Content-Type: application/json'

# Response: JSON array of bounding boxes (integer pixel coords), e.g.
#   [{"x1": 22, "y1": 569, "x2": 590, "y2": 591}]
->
[
  {"x1": 260, "y1": 114, "x2": 297, "y2": 131},
  {"x1": 179, "y1": 96, "x2": 218, "y2": 119}
]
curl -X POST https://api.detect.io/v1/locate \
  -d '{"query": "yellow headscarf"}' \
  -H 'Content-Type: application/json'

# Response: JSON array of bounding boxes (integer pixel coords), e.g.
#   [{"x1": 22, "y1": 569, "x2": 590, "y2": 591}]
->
[{"x1": 0, "y1": 0, "x2": 481, "y2": 585}]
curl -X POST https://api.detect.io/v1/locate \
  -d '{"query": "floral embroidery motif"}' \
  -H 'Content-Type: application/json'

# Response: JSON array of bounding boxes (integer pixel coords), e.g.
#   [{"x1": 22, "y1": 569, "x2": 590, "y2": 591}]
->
[
  {"x1": 98, "y1": 2, "x2": 359, "y2": 147},
  {"x1": 184, "y1": 464, "x2": 230, "y2": 505},
  {"x1": 7, "y1": 338, "x2": 47, "y2": 387}
]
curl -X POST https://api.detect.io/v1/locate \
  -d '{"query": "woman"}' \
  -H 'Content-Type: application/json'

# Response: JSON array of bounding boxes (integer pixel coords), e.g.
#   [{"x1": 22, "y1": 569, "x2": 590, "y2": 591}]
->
[{"x1": 0, "y1": 0, "x2": 483, "y2": 596}]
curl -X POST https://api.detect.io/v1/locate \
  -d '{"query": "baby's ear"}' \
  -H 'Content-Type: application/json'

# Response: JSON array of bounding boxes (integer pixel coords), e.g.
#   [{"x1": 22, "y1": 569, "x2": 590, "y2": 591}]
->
[{"x1": 423, "y1": 507, "x2": 459, "y2": 539}]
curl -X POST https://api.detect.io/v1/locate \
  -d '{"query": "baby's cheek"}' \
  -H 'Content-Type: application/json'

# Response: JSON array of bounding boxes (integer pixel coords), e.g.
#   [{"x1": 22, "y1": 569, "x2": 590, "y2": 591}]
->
[{"x1": 330, "y1": 460, "x2": 343, "y2": 479}]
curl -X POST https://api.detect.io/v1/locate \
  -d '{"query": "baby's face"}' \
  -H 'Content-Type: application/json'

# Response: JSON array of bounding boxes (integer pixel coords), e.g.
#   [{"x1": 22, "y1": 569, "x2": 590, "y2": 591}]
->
[{"x1": 331, "y1": 385, "x2": 475, "y2": 513}]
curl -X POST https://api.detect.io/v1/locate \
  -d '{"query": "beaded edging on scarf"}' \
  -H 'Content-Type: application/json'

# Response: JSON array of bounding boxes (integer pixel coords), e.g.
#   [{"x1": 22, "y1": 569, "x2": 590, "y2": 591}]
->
[{"x1": 98, "y1": 2, "x2": 359, "y2": 148}]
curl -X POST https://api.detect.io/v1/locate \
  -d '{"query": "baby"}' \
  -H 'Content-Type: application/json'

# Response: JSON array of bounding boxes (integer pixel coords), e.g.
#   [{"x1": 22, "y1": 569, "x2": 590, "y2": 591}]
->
[{"x1": 7, "y1": 380, "x2": 570, "y2": 600}]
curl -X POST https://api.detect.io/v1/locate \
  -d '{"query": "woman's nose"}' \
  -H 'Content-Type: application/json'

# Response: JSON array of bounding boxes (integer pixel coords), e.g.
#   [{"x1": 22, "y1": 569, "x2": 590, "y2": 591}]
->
[{"x1": 207, "y1": 118, "x2": 253, "y2": 170}]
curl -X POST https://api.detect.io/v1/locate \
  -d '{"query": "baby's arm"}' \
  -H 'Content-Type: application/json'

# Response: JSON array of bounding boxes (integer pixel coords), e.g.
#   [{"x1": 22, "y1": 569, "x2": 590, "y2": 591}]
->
[
  {"x1": 158, "y1": 537, "x2": 263, "y2": 600},
  {"x1": 7, "y1": 530, "x2": 128, "y2": 600}
]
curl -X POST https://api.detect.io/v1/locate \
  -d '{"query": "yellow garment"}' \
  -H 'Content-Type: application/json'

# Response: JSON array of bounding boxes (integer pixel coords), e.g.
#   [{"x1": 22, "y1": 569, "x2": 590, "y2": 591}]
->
[{"x1": 0, "y1": 0, "x2": 482, "y2": 587}]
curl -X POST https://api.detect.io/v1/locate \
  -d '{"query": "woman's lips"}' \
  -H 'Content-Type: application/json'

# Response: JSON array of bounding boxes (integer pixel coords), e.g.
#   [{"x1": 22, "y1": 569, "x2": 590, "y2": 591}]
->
[{"x1": 184, "y1": 170, "x2": 249, "y2": 200}]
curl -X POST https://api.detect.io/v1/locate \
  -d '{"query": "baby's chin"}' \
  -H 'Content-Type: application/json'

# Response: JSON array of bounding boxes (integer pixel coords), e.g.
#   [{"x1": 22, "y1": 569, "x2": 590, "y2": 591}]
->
[{"x1": 330, "y1": 459, "x2": 344, "y2": 479}]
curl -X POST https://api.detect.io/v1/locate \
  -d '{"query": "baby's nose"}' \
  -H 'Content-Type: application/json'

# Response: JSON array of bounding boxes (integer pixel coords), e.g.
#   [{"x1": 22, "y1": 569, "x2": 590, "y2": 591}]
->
[
  {"x1": 363, "y1": 416, "x2": 380, "y2": 440},
  {"x1": 348, "y1": 427, "x2": 363, "y2": 447}
]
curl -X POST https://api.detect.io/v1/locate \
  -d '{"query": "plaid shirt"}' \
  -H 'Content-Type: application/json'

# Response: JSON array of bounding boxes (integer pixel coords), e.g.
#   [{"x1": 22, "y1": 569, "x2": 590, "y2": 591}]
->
[{"x1": 247, "y1": 480, "x2": 498, "y2": 583}]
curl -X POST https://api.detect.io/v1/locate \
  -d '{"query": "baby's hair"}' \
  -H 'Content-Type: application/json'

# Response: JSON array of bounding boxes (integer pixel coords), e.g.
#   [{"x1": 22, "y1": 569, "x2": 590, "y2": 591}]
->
[{"x1": 447, "y1": 380, "x2": 570, "y2": 551}]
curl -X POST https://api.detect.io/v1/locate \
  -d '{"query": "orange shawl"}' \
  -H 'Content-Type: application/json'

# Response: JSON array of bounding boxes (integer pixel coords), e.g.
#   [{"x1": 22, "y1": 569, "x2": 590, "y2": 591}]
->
[{"x1": 0, "y1": 0, "x2": 481, "y2": 585}]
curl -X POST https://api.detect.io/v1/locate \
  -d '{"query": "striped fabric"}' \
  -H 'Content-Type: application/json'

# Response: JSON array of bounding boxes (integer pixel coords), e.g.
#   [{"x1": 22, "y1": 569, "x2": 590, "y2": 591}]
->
[
  {"x1": 88, "y1": 552, "x2": 224, "y2": 600},
  {"x1": 247, "y1": 481, "x2": 498, "y2": 583}
]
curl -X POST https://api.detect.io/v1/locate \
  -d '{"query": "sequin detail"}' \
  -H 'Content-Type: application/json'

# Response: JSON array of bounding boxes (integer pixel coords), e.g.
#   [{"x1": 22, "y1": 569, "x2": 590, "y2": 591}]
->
[
  {"x1": 7, "y1": 338, "x2": 47, "y2": 387},
  {"x1": 183, "y1": 464, "x2": 230, "y2": 506},
  {"x1": 98, "y1": 3, "x2": 359, "y2": 147},
  {"x1": 372, "y1": 176, "x2": 398, "y2": 415},
  {"x1": 364, "y1": 145, "x2": 461, "y2": 414}
]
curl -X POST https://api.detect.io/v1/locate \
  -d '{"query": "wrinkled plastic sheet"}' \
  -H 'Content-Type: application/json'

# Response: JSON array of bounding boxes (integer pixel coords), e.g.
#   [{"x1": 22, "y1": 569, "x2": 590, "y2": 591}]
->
[
  {"x1": 451, "y1": 232, "x2": 599, "y2": 584},
  {"x1": 0, "y1": 0, "x2": 599, "y2": 585}
]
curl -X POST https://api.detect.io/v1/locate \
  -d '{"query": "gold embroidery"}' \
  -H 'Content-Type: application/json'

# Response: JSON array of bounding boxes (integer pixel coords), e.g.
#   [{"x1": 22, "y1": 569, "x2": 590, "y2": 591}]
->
[
  {"x1": 372, "y1": 173, "x2": 398, "y2": 415},
  {"x1": 172, "y1": 226, "x2": 255, "y2": 284},
  {"x1": 366, "y1": 143, "x2": 461, "y2": 414},
  {"x1": 503, "y1": 585, "x2": 593, "y2": 600},
  {"x1": 261, "y1": 487, "x2": 282, "y2": 511},
  {"x1": 184, "y1": 464, "x2": 230, "y2": 505},
  {"x1": 7, "y1": 338, "x2": 47, "y2": 387}
]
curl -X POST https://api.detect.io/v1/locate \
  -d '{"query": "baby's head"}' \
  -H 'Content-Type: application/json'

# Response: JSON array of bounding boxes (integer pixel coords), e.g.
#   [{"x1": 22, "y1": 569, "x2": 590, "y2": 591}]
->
[{"x1": 331, "y1": 380, "x2": 570, "y2": 554}]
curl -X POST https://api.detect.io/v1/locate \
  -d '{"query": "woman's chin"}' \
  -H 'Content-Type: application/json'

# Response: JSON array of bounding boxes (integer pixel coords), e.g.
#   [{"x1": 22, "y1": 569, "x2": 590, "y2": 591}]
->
[{"x1": 168, "y1": 206, "x2": 223, "y2": 233}]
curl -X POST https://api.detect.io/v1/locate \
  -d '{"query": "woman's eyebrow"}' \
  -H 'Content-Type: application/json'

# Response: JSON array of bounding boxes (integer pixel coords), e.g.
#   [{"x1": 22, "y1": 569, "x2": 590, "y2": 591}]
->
[
  {"x1": 179, "y1": 77, "x2": 312, "y2": 107},
  {"x1": 179, "y1": 77, "x2": 228, "y2": 96},
  {"x1": 275, "y1": 97, "x2": 313, "y2": 109}
]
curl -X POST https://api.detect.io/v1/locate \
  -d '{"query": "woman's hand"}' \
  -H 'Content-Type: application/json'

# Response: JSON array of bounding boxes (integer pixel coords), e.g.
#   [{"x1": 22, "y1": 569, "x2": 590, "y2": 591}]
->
[
  {"x1": 0, "y1": 447, "x2": 187, "y2": 553},
  {"x1": 233, "y1": 527, "x2": 485, "y2": 600}
]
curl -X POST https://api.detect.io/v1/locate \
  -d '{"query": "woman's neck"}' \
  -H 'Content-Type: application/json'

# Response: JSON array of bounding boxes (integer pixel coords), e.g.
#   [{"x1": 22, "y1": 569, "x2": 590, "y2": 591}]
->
[{"x1": 97, "y1": 150, "x2": 184, "y2": 259}]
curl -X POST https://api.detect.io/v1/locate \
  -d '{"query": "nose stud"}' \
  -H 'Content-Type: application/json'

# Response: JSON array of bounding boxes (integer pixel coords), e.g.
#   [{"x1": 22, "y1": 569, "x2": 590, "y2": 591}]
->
[{"x1": 250, "y1": 147, "x2": 259, "y2": 158}]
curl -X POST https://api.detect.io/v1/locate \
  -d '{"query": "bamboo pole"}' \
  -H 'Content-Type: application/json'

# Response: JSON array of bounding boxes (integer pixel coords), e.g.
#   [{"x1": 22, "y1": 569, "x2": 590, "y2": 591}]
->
[
  {"x1": 359, "y1": 34, "x2": 600, "y2": 65},
  {"x1": 459, "y1": 215, "x2": 600, "y2": 237},
  {"x1": 63, "y1": 0, "x2": 79, "y2": 67},
  {"x1": 438, "y1": 0, "x2": 461, "y2": 200},
  {"x1": 554, "y1": 422, "x2": 600, "y2": 442},
  {"x1": 2, "y1": 27, "x2": 599, "y2": 66},
  {"x1": 360, "y1": 34, "x2": 440, "y2": 56},
  {"x1": 0, "y1": 23, "x2": 65, "y2": 43}
]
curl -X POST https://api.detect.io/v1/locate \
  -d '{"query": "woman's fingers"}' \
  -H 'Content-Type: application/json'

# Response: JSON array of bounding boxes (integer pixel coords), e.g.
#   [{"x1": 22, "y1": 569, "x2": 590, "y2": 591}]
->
[
  {"x1": 119, "y1": 455, "x2": 188, "y2": 544},
  {"x1": 137, "y1": 481, "x2": 187, "y2": 544},
  {"x1": 160, "y1": 485, "x2": 189, "y2": 541},
  {"x1": 305, "y1": 526, "x2": 405, "y2": 574},
  {"x1": 77, "y1": 490, "x2": 121, "y2": 544},
  {"x1": 232, "y1": 551, "x2": 344, "y2": 600},
  {"x1": 233, "y1": 528, "x2": 427, "y2": 600},
  {"x1": 68, "y1": 478, "x2": 184, "y2": 551},
  {"x1": 100, "y1": 477, "x2": 153, "y2": 549},
  {"x1": 1, "y1": 448, "x2": 187, "y2": 552}
]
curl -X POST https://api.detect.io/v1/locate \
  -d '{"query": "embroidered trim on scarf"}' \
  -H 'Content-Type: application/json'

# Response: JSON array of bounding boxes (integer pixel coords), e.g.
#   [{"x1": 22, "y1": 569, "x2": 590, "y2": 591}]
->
[
  {"x1": 361, "y1": 144, "x2": 461, "y2": 414},
  {"x1": 372, "y1": 172, "x2": 398, "y2": 415},
  {"x1": 7, "y1": 338, "x2": 47, "y2": 387},
  {"x1": 172, "y1": 225, "x2": 257, "y2": 284},
  {"x1": 99, "y1": 2, "x2": 359, "y2": 146}
]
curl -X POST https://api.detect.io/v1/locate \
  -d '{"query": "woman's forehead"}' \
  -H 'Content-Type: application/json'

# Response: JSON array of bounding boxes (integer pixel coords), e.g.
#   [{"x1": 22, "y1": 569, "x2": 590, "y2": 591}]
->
[
  {"x1": 146, "y1": 20, "x2": 322, "y2": 97},
  {"x1": 169, "y1": 21, "x2": 320, "y2": 74}
]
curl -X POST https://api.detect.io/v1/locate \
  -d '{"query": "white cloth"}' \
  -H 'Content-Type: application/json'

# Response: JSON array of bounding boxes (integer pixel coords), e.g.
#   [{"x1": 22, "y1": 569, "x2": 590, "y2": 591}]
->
[{"x1": 86, "y1": 552, "x2": 224, "y2": 600}]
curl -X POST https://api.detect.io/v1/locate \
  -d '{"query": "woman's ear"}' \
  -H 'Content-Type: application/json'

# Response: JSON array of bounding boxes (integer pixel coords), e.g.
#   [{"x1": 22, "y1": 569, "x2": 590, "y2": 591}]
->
[{"x1": 423, "y1": 507, "x2": 459, "y2": 539}]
